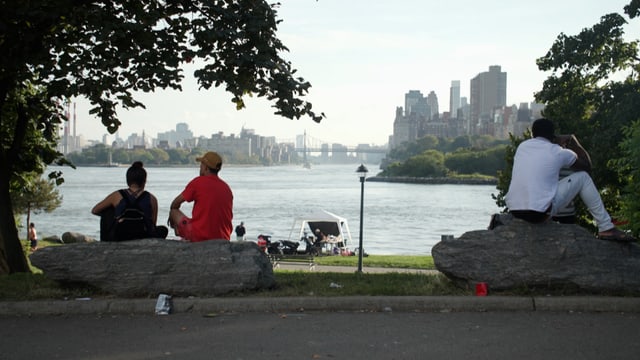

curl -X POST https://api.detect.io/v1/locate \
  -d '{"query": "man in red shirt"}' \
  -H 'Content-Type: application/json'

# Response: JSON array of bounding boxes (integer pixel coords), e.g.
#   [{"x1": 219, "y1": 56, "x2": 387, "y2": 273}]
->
[{"x1": 168, "y1": 151, "x2": 233, "y2": 241}]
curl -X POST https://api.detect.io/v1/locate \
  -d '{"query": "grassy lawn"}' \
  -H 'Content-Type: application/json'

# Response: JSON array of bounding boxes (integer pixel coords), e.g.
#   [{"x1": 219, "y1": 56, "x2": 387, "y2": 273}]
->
[
  {"x1": 241, "y1": 272, "x2": 467, "y2": 297},
  {"x1": 315, "y1": 255, "x2": 435, "y2": 269},
  {"x1": 0, "y1": 274, "x2": 461, "y2": 302},
  {"x1": 0, "y1": 271, "x2": 467, "y2": 300}
]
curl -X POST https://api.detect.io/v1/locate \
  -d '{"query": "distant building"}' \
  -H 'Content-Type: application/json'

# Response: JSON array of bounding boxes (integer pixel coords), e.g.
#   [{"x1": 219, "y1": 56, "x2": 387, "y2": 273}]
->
[
  {"x1": 426, "y1": 91, "x2": 439, "y2": 120},
  {"x1": 125, "y1": 131, "x2": 150, "y2": 149},
  {"x1": 423, "y1": 120, "x2": 449, "y2": 138},
  {"x1": 470, "y1": 65, "x2": 507, "y2": 135},
  {"x1": 404, "y1": 90, "x2": 424, "y2": 116},
  {"x1": 449, "y1": 80, "x2": 461, "y2": 119},
  {"x1": 241, "y1": 127, "x2": 262, "y2": 157},
  {"x1": 320, "y1": 143, "x2": 330, "y2": 162},
  {"x1": 331, "y1": 143, "x2": 350, "y2": 163},
  {"x1": 390, "y1": 76, "x2": 538, "y2": 143},
  {"x1": 459, "y1": 96, "x2": 470, "y2": 133},
  {"x1": 157, "y1": 122, "x2": 194, "y2": 148},
  {"x1": 392, "y1": 106, "x2": 420, "y2": 148},
  {"x1": 512, "y1": 102, "x2": 546, "y2": 137},
  {"x1": 198, "y1": 131, "x2": 251, "y2": 160},
  {"x1": 530, "y1": 101, "x2": 545, "y2": 119},
  {"x1": 493, "y1": 105, "x2": 517, "y2": 139}
]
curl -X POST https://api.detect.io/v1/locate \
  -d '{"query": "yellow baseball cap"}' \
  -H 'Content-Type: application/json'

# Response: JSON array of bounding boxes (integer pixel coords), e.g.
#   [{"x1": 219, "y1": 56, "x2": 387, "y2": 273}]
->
[{"x1": 196, "y1": 151, "x2": 223, "y2": 170}]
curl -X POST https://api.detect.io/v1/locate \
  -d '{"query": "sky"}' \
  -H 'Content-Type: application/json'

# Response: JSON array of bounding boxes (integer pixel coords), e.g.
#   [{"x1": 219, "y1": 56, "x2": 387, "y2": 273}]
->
[{"x1": 72, "y1": 0, "x2": 640, "y2": 147}]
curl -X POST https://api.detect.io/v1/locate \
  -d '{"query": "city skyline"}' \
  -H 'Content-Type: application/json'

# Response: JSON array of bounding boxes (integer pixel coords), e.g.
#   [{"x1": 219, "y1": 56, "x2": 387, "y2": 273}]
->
[{"x1": 71, "y1": 0, "x2": 640, "y2": 147}]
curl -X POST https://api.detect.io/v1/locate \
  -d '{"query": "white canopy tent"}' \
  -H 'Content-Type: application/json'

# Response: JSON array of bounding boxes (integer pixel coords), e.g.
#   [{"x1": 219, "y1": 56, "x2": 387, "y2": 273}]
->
[{"x1": 288, "y1": 210, "x2": 352, "y2": 250}]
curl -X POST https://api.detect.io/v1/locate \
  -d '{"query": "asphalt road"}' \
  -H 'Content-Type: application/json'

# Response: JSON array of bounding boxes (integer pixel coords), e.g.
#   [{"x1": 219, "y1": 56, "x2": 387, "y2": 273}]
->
[
  {"x1": 3, "y1": 265, "x2": 639, "y2": 359},
  {"x1": 2, "y1": 311, "x2": 639, "y2": 360}
]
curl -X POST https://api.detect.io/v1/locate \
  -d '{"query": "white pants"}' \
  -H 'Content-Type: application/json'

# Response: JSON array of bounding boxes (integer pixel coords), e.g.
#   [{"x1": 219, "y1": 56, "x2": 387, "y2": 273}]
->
[{"x1": 550, "y1": 171, "x2": 614, "y2": 232}]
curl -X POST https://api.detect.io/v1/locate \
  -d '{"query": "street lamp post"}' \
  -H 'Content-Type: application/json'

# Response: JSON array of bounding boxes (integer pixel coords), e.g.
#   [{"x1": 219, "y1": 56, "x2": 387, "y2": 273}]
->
[{"x1": 356, "y1": 164, "x2": 368, "y2": 273}]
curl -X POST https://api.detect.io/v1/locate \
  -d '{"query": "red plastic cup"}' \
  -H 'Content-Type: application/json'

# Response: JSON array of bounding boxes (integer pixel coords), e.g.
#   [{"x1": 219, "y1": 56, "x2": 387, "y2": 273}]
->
[{"x1": 475, "y1": 282, "x2": 488, "y2": 296}]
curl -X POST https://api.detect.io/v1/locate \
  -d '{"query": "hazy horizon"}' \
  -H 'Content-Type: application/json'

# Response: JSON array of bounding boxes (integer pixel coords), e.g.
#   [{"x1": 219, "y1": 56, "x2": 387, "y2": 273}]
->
[{"x1": 68, "y1": 1, "x2": 640, "y2": 147}]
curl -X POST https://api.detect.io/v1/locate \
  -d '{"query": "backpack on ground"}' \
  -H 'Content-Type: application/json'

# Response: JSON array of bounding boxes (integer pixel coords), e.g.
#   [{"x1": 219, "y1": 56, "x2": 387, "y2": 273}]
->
[{"x1": 108, "y1": 190, "x2": 149, "y2": 241}]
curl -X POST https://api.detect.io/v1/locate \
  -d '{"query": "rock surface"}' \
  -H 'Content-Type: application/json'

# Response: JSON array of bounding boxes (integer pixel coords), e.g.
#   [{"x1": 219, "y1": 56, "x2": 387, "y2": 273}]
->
[
  {"x1": 30, "y1": 239, "x2": 275, "y2": 297},
  {"x1": 61, "y1": 231, "x2": 96, "y2": 243},
  {"x1": 432, "y1": 218, "x2": 640, "y2": 293},
  {"x1": 42, "y1": 235, "x2": 63, "y2": 244}
]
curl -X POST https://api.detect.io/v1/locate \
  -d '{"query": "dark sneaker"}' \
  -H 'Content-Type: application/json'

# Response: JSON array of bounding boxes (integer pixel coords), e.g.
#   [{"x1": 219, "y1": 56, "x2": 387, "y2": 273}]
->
[{"x1": 598, "y1": 228, "x2": 636, "y2": 242}]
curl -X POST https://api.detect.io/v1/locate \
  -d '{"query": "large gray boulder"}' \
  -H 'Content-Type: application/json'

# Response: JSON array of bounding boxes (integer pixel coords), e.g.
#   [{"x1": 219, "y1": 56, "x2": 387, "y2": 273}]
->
[
  {"x1": 42, "y1": 235, "x2": 63, "y2": 244},
  {"x1": 432, "y1": 218, "x2": 640, "y2": 293},
  {"x1": 61, "y1": 231, "x2": 96, "y2": 243},
  {"x1": 30, "y1": 239, "x2": 275, "y2": 297}
]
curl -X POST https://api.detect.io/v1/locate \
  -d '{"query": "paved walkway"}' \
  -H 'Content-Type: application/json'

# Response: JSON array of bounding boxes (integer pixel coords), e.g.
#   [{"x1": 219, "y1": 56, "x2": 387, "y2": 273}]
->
[
  {"x1": 3, "y1": 266, "x2": 640, "y2": 359},
  {"x1": 3, "y1": 266, "x2": 639, "y2": 359},
  {"x1": 3, "y1": 311, "x2": 640, "y2": 359},
  {"x1": 3, "y1": 294, "x2": 640, "y2": 316}
]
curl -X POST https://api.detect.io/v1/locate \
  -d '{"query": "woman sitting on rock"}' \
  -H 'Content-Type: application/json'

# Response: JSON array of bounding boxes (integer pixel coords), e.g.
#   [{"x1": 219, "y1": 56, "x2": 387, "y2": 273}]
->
[{"x1": 91, "y1": 161, "x2": 168, "y2": 241}]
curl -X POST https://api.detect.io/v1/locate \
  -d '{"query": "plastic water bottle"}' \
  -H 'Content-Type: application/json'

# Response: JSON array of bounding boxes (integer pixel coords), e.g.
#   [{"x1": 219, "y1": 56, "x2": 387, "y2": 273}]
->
[{"x1": 155, "y1": 294, "x2": 172, "y2": 315}]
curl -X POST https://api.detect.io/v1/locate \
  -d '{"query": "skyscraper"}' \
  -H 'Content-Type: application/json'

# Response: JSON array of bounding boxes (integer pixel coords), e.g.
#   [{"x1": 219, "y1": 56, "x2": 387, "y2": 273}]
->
[
  {"x1": 449, "y1": 80, "x2": 460, "y2": 118},
  {"x1": 404, "y1": 90, "x2": 424, "y2": 116},
  {"x1": 426, "y1": 91, "x2": 439, "y2": 120},
  {"x1": 470, "y1": 65, "x2": 507, "y2": 133}
]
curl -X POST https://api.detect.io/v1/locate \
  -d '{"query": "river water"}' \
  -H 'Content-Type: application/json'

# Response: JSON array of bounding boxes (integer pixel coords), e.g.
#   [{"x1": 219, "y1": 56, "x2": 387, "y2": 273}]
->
[{"x1": 30, "y1": 164, "x2": 500, "y2": 255}]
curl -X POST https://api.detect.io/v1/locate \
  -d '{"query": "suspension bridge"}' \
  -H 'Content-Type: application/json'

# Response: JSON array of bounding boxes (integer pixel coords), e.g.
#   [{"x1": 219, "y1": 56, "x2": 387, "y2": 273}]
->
[{"x1": 279, "y1": 132, "x2": 388, "y2": 154}]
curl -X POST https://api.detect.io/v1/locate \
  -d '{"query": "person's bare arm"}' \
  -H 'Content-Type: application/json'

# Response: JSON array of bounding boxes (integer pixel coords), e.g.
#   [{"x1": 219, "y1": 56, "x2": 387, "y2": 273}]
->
[
  {"x1": 170, "y1": 194, "x2": 185, "y2": 210},
  {"x1": 150, "y1": 194, "x2": 159, "y2": 224},
  {"x1": 168, "y1": 193, "x2": 186, "y2": 228},
  {"x1": 91, "y1": 191, "x2": 120, "y2": 215},
  {"x1": 556, "y1": 134, "x2": 592, "y2": 172}
]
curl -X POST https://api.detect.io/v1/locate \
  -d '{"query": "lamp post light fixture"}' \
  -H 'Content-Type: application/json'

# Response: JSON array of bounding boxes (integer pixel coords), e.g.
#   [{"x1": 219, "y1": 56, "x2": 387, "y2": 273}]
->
[{"x1": 356, "y1": 163, "x2": 368, "y2": 273}]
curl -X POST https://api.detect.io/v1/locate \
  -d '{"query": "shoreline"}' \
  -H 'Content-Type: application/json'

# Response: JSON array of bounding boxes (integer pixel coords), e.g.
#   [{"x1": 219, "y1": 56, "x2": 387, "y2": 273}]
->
[{"x1": 367, "y1": 176, "x2": 497, "y2": 185}]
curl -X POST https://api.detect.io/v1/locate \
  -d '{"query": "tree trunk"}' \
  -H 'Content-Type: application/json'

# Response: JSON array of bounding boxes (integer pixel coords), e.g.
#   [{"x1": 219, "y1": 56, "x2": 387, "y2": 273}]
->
[
  {"x1": 26, "y1": 203, "x2": 31, "y2": 246},
  {"x1": 0, "y1": 179, "x2": 28, "y2": 273},
  {"x1": 0, "y1": 92, "x2": 32, "y2": 274},
  {"x1": 0, "y1": 164, "x2": 29, "y2": 274}
]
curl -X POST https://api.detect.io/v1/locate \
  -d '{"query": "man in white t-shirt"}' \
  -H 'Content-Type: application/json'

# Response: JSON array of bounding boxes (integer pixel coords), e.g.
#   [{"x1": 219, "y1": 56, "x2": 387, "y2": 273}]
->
[{"x1": 505, "y1": 118, "x2": 633, "y2": 242}]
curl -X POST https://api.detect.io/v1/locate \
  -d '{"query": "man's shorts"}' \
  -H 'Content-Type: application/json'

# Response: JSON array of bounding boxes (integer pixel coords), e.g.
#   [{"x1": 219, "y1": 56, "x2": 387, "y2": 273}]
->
[{"x1": 176, "y1": 216, "x2": 194, "y2": 241}]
